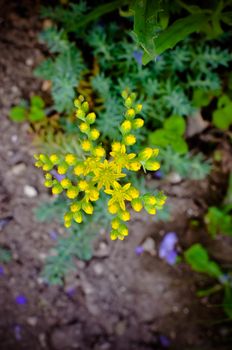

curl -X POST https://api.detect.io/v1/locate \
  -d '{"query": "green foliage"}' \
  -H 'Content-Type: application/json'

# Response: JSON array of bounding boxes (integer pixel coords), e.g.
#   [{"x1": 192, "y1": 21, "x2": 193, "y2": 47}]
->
[
  {"x1": 0, "y1": 247, "x2": 12, "y2": 263},
  {"x1": 205, "y1": 173, "x2": 232, "y2": 237},
  {"x1": 38, "y1": 194, "x2": 111, "y2": 284},
  {"x1": 9, "y1": 96, "x2": 45, "y2": 123},
  {"x1": 184, "y1": 243, "x2": 223, "y2": 279},
  {"x1": 205, "y1": 207, "x2": 232, "y2": 238},
  {"x1": 158, "y1": 148, "x2": 211, "y2": 180},
  {"x1": 185, "y1": 243, "x2": 232, "y2": 319},
  {"x1": 148, "y1": 115, "x2": 188, "y2": 154},
  {"x1": 212, "y1": 94, "x2": 232, "y2": 130},
  {"x1": 35, "y1": 196, "x2": 67, "y2": 223},
  {"x1": 41, "y1": 1, "x2": 88, "y2": 34},
  {"x1": 45, "y1": 1, "x2": 232, "y2": 65},
  {"x1": 34, "y1": 28, "x2": 86, "y2": 113},
  {"x1": 43, "y1": 228, "x2": 94, "y2": 285}
]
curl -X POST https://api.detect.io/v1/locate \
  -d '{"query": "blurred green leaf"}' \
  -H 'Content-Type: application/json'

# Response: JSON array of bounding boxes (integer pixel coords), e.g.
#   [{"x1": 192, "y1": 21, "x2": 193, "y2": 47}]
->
[
  {"x1": 30, "y1": 95, "x2": 45, "y2": 109},
  {"x1": 149, "y1": 115, "x2": 188, "y2": 154},
  {"x1": 9, "y1": 106, "x2": 27, "y2": 122},
  {"x1": 205, "y1": 207, "x2": 232, "y2": 237},
  {"x1": 29, "y1": 106, "x2": 45, "y2": 122},
  {"x1": 164, "y1": 114, "x2": 185, "y2": 135},
  {"x1": 184, "y1": 243, "x2": 223, "y2": 279},
  {"x1": 212, "y1": 95, "x2": 232, "y2": 130}
]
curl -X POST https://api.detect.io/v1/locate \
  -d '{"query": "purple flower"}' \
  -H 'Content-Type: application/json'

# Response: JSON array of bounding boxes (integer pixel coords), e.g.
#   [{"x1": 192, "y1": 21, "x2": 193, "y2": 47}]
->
[
  {"x1": 135, "y1": 246, "x2": 144, "y2": 256},
  {"x1": 15, "y1": 295, "x2": 27, "y2": 305},
  {"x1": 159, "y1": 232, "x2": 178, "y2": 265},
  {"x1": 49, "y1": 230, "x2": 58, "y2": 240},
  {"x1": 0, "y1": 266, "x2": 4, "y2": 276},
  {"x1": 13, "y1": 325, "x2": 22, "y2": 341},
  {"x1": 133, "y1": 50, "x2": 143, "y2": 65},
  {"x1": 159, "y1": 335, "x2": 171, "y2": 347},
  {"x1": 50, "y1": 170, "x2": 65, "y2": 182},
  {"x1": 153, "y1": 170, "x2": 164, "y2": 179},
  {"x1": 66, "y1": 287, "x2": 76, "y2": 297}
]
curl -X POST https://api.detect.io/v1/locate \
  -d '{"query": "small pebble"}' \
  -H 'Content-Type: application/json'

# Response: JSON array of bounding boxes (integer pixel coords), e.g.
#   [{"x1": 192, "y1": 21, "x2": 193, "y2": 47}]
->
[
  {"x1": 27, "y1": 316, "x2": 38, "y2": 326},
  {"x1": 25, "y1": 58, "x2": 34, "y2": 66},
  {"x1": 24, "y1": 185, "x2": 38, "y2": 198},
  {"x1": 10, "y1": 163, "x2": 26, "y2": 176},
  {"x1": 93, "y1": 263, "x2": 104, "y2": 276},
  {"x1": 142, "y1": 237, "x2": 156, "y2": 255}
]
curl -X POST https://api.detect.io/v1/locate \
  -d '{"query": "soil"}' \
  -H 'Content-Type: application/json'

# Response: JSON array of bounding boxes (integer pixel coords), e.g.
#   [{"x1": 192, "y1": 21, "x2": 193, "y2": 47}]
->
[{"x1": 0, "y1": 1, "x2": 232, "y2": 350}]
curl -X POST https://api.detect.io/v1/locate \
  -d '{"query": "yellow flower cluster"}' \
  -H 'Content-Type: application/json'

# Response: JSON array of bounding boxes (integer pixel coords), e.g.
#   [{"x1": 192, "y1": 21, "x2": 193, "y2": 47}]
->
[{"x1": 34, "y1": 91, "x2": 166, "y2": 240}]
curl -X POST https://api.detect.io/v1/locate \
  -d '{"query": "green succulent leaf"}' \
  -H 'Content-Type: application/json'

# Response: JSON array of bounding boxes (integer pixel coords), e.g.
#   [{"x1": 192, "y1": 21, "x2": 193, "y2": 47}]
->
[
  {"x1": 9, "y1": 106, "x2": 27, "y2": 122},
  {"x1": 212, "y1": 95, "x2": 232, "y2": 130},
  {"x1": 184, "y1": 243, "x2": 223, "y2": 279},
  {"x1": 30, "y1": 95, "x2": 45, "y2": 109},
  {"x1": 29, "y1": 106, "x2": 46, "y2": 122},
  {"x1": 149, "y1": 115, "x2": 188, "y2": 154},
  {"x1": 205, "y1": 207, "x2": 232, "y2": 237}
]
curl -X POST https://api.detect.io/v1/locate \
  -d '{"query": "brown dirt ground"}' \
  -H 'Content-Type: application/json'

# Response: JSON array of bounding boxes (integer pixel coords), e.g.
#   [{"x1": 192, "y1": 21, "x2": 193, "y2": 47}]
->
[{"x1": 0, "y1": 1, "x2": 232, "y2": 350}]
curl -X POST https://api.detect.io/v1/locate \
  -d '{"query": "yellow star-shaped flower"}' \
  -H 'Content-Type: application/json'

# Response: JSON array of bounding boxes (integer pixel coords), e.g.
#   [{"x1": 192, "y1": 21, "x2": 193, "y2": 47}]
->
[{"x1": 105, "y1": 181, "x2": 132, "y2": 211}]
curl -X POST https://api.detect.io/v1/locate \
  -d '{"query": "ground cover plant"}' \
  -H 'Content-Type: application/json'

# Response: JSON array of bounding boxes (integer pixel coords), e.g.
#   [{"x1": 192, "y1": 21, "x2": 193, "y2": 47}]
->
[{"x1": 2, "y1": 1, "x2": 232, "y2": 349}]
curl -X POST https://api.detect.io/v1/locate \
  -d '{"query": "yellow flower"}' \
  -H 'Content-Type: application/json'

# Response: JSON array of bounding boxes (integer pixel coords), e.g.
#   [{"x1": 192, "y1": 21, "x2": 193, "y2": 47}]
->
[
  {"x1": 128, "y1": 161, "x2": 141, "y2": 171},
  {"x1": 118, "y1": 210, "x2": 130, "y2": 221},
  {"x1": 111, "y1": 218, "x2": 120, "y2": 229},
  {"x1": 79, "y1": 122, "x2": 89, "y2": 133},
  {"x1": 120, "y1": 120, "x2": 132, "y2": 134},
  {"x1": 128, "y1": 186, "x2": 139, "y2": 199},
  {"x1": 82, "y1": 201, "x2": 93, "y2": 214},
  {"x1": 108, "y1": 203, "x2": 120, "y2": 214},
  {"x1": 57, "y1": 163, "x2": 68, "y2": 175},
  {"x1": 60, "y1": 178, "x2": 72, "y2": 189},
  {"x1": 78, "y1": 180, "x2": 88, "y2": 191},
  {"x1": 123, "y1": 134, "x2": 136, "y2": 146},
  {"x1": 86, "y1": 112, "x2": 96, "y2": 124},
  {"x1": 50, "y1": 154, "x2": 59, "y2": 164},
  {"x1": 35, "y1": 92, "x2": 166, "y2": 239},
  {"x1": 131, "y1": 198, "x2": 143, "y2": 212},
  {"x1": 70, "y1": 202, "x2": 81, "y2": 212},
  {"x1": 133, "y1": 118, "x2": 144, "y2": 129},
  {"x1": 81, "y1": 139, "x2": 92, "y2": 152},
  {"x1": 66, "y1": 186, "x2": 79, "y2": 199},
  {"x1": 110, "y1": 144, "x2": 136, "y2": 171},
  {"x1": 111, "y1": 142, "x2": 122, "y2": 152},
  {"x1": 90, "y1": 129, "x2": 100, "y2": 140},
  {"x1": 65, "y1": 154, "x2": 76, "y2": 166},
  {"x1": 52, "y1": 185, "x2": 63, "y2": 195},
  {"x1": 93, "y1": 146, "x2": 105, "y2": 158},
  {"x1": 86, "y1": 188, "x2": 99, "y2": 202},
  {"x1": 73, "y1": 211, "x2": 83, "y2": 223},
  {"x1": 145, "y1": 160, "x2": 160, "y2": 171},
  {"x1": 105, "y1": 181, "x2": 132, "y2": 211},
  {"x1": 138, "y1": 148, "x2": 153, "y2": 161},
  {"x1": 135, "y1": 104, "x2": 143, "y2": 113},
  {"x1": 73, "y1": 163, "x2": 85, "y2": 176},
  {"x1": 125, "y1": 108, "x2": 135, "y2": 119},
  {"x1": 93, "y1": 160, "x2": 126, "y2": 190}
]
